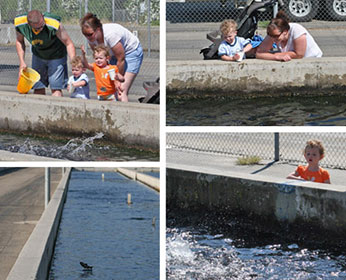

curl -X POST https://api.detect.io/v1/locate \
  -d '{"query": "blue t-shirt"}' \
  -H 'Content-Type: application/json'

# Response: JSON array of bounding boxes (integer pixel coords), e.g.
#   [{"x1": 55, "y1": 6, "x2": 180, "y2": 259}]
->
[
  {"x1": 68, "y1": 73, "x2": 90, "y2": 99},
  {"x1": 218, "y1": 36, "x2": 251, "y2": 58}
]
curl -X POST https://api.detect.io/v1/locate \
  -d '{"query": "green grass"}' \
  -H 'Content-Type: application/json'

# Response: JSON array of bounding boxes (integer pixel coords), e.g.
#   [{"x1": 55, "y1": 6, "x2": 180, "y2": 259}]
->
[
  {"x1": 236, "y1": 156, "x2": 261, "y2": 165},
  {"x1": 258, "y1": 21, "x2": 270, "y2": 29}
]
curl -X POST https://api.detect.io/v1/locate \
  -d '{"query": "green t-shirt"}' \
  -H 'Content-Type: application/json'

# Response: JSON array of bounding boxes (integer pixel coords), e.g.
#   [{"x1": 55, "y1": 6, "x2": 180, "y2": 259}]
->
[{"x1": 14, "y1": 12, "x2": 67, "y2": 60}]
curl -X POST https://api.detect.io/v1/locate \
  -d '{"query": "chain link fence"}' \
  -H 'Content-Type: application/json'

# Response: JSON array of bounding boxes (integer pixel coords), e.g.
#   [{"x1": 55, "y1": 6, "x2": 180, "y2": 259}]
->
[
  {"x1": 0, "y1": 0, "x2": 159, "y2": 97},
  {"x1": 166, "y1": 132, "x2": 346, "y2": 169},
  {"x1": 167, "y1": 0, "x2": 346, "y2": 24}
]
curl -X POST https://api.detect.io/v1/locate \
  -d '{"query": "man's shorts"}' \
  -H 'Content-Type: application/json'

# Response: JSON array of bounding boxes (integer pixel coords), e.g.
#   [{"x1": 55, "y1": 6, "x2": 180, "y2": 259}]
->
[
  {"x1": 32, "y1": 55, "x2": 68, "y2": 90},
  {"x1": 110, "y1": 43, "x2": 143, "y2": 74}
]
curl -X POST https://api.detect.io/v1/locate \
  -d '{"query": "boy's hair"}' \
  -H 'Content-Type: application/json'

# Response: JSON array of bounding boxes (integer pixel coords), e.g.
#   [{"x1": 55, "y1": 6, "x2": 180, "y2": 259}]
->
[
  {"x1": 220, "y1": 19, "x2": 237, "y2": 36},
  {"x1": 71, "y1": 56, "x2": 83, "y2": 68},
  {"x1": 93, "y1": 45, "x2": 110, "y2": 58},
  {"x1": 304, "y1": 139, "x2": 325, "y2": 157}
]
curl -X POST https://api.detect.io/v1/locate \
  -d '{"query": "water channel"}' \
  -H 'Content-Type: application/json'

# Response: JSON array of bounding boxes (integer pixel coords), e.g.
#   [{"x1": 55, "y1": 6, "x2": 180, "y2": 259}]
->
[
  {"x1": 167, "y1": 221, "x2": 346, "y2": 279},
  {"x1": 166, "y1": 94, "x2": 346, "y2": 126},
  {"x1": 49, "y1": 170, "x2": 159, "y2": 279},
  {"x1": 0, "y1": 132, "x2": 158, "y2": 161}
]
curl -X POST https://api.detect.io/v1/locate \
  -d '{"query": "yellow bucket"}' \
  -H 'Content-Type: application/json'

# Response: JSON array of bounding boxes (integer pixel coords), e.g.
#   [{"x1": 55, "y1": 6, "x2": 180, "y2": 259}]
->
[{"x1": 17, "y1": 67, "x2": 41, "y2": 94}]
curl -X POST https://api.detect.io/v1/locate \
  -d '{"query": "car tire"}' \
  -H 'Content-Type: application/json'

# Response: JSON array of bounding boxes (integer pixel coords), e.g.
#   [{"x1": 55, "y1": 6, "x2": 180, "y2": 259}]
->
[
  {"x1": 282, "y1": 0, "x2": 319, "y2": 22},
  {"x1": 325, "y1": 0, "x2": 346, "y2": 20}
]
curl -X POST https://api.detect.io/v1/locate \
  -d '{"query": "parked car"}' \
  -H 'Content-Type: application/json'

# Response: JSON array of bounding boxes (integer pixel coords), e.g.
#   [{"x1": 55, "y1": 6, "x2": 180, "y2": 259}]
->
[{"x1": 282, "y1": 0, "x2": 346, "y2": 21}]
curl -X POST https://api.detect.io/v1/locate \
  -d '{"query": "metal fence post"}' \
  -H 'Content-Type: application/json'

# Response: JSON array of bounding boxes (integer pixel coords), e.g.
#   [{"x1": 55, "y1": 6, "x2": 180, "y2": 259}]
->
[
  {"x1": 45, "y1": 167, "x2": 51, "y2": 208},
  {"x1": 274, "y1": 133, "x2": 279, "y2": 161},
  {"x1": 46, "y1": 0, "x2": 50, "y2": 13},
  {"x1": 147, "y1": 0, "x2": 151, "y2": 57},
  {"x1": 84, "y1": 0, "x2": 89, "y2": 55},
  {"x1": 273, "y1": 2, "x2": 278, "y2": 18}
]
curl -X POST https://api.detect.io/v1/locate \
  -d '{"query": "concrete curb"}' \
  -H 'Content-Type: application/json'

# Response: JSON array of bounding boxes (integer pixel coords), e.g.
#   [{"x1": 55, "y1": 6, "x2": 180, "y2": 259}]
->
[
  {"x1": 166, "y1": 57, "x2": 346, "y2": 95},
  {"x1": 0, "y1": 91, "x2": 159, "y2": 149},
  {"x1": 0, "y1": 150, "x2": 63, "y2": 161},
  {"x1": 117, "y1": 168, "x2": 160, "y2": 192},
  {"x1": 7, "y1": 168, "x2": 72, "y2": 280},
  {"x1": 167, "y1": 167, "x2": 346, "y2": 235}
]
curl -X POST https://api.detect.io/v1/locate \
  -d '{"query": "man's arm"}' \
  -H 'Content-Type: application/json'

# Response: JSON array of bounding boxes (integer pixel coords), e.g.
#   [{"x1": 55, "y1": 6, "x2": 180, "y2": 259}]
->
[
  {"x1": 56, "y1": 24, "x2": 76, "y2": 61},
  {"x1": 110, "y1": 42, "x2": 126, "y2": 75},
  {"x1": 15, "y1": 31, "x2": 27, "y2": 78}
]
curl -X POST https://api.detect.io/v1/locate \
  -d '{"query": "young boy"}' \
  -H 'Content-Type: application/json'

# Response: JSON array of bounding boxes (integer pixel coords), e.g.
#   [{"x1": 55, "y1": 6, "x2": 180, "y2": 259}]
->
[
  {"x1": 81, "y1": 44, "x2": 124, "y2": 101},
  {"x1": 67, "y1": 56, "x2": 90, "y2": 99},
  {"x1": 218, "y1": 19, "x2": 253, "y2": 62},
  {"x1": 287, "y1": 140, "x2": 331, "y2": 184}
]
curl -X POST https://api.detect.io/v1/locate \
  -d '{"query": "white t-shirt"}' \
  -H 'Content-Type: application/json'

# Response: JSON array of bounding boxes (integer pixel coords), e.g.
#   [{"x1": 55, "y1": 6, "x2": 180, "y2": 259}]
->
[
  {"x1": 218, "y1": 36, "x2": 251, "y2": 57},
  {"x1": 68, "y1": 73, "x2": 90, "y2": 99},
  {"x1": 278, "y1": 23, "x2": 322, "y2": 58},
  {"x1": 88, "y1": 23, "x2": 139, "y2": 56}
]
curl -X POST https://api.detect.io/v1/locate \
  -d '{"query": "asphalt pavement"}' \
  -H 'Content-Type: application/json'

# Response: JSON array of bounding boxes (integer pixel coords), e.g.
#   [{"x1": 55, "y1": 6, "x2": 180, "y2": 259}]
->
[{"x1": 0, "y1": 168, "x2": 62, "y2": 280}]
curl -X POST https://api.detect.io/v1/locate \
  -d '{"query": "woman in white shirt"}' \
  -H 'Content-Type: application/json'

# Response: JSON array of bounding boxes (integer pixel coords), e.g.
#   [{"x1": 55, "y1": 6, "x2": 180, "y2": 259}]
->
[
  {"x1": 256, "y1": 11, "x2": 322, "y2": 62},
  {"x1": 80, "y1": 13, "x2": 143, "y2": 102}
]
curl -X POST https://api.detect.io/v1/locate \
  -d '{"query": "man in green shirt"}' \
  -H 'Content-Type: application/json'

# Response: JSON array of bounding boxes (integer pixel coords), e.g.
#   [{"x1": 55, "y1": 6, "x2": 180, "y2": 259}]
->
[{"x1": 15, "y1": 10, "x2": 75, "y2": 96}]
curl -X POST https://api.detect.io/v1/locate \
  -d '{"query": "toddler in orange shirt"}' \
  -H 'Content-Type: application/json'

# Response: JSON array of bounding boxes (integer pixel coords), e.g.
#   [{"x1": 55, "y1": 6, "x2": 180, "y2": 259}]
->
[
  {"x1": 81, "y1": 44, "x2": 124, "y2": 101},
  {"x1": 287, "y1": 139, "x2": 330, "y2": 184}
]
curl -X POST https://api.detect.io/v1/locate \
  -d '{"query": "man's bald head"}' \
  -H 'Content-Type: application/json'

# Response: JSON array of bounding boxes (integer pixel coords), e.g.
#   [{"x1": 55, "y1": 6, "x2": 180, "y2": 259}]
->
[{"x1": 27, "y1": 10, "x2": 43, "y2": 24}]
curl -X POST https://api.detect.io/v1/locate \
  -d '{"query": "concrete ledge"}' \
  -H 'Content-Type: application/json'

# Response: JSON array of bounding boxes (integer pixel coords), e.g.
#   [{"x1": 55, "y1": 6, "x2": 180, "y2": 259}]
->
[
  {"x1": 117, "y1": 168, "x2": 160, "y2": 192},
  {"x1": 167, "y1": 167, "x2": 346, "y2": 235},
  {"x1": 7, "y1": 168, "x2": 72, "y2": 280},
  {"x1": 0, "y1": 150, "x2": 63, "y2": 161},
  {"x1": 0, "y1": 92, "x2": 159, "y2": 149},
  {"x1": 166, "y1": 58, "x2": 346, "y2": 95}
]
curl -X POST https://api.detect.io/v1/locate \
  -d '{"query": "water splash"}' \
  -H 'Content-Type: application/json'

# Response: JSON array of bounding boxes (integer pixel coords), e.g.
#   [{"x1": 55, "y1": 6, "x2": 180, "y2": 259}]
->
[
  {"x1": 166, "y1": 227, "x2": 346, "y2": 279},
  {"x1": 7, "y1": 132, "x2": 104, "y2": 160}
]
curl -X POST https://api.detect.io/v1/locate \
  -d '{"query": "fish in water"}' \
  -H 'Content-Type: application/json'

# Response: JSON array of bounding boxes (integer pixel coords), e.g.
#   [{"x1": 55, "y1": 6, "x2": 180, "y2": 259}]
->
[{"x1": 80, "y1": 261, "x2": 93, "y2": 271}]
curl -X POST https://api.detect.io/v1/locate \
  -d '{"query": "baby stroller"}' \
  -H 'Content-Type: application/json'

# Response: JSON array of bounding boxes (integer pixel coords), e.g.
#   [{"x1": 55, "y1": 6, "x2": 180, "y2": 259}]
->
[
  {"x1": 200, "y1": 0, "x2": 283, "y2": 60},
  {"x1": 138, "y1": 78, "x2": 160, "y2": 104}
]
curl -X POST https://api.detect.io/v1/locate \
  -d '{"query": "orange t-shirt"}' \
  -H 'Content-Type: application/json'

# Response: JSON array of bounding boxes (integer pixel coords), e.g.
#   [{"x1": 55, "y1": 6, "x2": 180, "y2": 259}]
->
[
  {"x1": 92, "y1": 63, "x2": 119, "y2": 96},
  {"x1": 296, "y1": 165, "x2": 330, "y2": 183}
]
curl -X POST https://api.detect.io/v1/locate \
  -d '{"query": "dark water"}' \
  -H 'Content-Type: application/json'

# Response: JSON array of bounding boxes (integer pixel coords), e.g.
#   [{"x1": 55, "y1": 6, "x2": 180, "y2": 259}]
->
[
  {"x1": 166, "y1": 94, "x2": 346, "y2": 126},
  {"x1": 0, "y1": 132, "x2": 158, "y2": 161},
  {"x1": 166, "y1": 226, "x2": 346, "y2": 279},
  {"x1": 49, "y1": 171, "x2": 159, "y2": 280}
]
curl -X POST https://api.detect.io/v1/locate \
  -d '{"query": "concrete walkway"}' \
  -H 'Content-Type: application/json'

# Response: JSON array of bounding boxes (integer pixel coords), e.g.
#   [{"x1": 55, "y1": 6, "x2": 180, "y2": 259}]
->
[
  {"x1": 0, "y1": 168, "x2": 62, "y2": 280},
  {"x1": 167, "y1": 149, "x2": 346, "y2": 186}
]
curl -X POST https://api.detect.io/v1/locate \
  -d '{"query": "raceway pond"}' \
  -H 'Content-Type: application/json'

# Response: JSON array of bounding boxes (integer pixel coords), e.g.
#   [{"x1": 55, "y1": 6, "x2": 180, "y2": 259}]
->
[
  {"x1": 167, "y1": 221, "x2": 346, "y2": 279},
  {"x1": 166, "y1": 94, "x2": 346, "y2": 126},
  {"x1": 49, "y1": 170, "x2": 159, "y2": 280},
  {"x1": 0, "y1": 132, "x2": 158, "y2": 161}
]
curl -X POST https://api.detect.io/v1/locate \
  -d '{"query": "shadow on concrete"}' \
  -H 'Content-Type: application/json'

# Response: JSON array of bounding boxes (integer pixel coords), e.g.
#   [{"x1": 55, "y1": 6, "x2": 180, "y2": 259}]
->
[{"x1": 251, "y1": 161, "x2": 277, "y2": 175}]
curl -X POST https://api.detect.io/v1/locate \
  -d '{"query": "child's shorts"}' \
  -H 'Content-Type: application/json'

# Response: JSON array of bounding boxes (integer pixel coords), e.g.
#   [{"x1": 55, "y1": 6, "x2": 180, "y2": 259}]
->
[
  {"x1": 32, "y1": 55, "x2": 68, "y2": 90},
  {"x1": 98, "y1": 94, "x2": 117, "y2": 101},
  {"x1": 110, "y1": 43, "x2": 143, "y2": 74}
]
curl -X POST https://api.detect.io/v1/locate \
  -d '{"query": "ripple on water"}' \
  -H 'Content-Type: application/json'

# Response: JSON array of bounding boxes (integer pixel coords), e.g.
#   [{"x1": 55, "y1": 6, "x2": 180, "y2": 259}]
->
[
  {"x1": 166, "y1": 227, "x2": 346, "y2": 279},
  {"x1": 167, "y1": 94, "x2": 346, "y2": 126}
]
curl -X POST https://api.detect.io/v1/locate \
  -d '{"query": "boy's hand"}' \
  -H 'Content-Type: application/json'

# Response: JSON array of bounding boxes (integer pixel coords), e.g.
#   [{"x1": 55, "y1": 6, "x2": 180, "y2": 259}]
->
[
  {"x1": 233, "y1": 53, "x2": 241, "y2": 61},
  {"x1": 115, "y1": 73, "x2": 125, "y2": 83}
]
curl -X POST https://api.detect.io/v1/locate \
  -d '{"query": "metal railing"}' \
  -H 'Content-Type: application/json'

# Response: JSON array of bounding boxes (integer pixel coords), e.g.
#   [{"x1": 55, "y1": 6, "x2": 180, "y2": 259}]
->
[
  {"x1": 0, "y1": 0, "x2": 159, "y2": 95},
  {"x1": 166, "y1": 132, "x2": 346, "y2": 169}
]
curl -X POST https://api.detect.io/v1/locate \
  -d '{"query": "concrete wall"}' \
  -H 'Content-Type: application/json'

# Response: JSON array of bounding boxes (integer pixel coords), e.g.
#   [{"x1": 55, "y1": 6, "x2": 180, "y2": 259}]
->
[
  {"x1": 0, "y1": 92, "x2": 159, "y2": 149},
  {"x1": 7, "y1": 168, "x2": 72, "y2": 280},
  {"x1": 166, "y1": 58, "x2": 346, "y2": 96},
  {"x1": 167, "y1": 167, "x2": 346, "y2": 236},
  {"x1": 0, "y1": 24, "x2": 159, "y2": 51},
  {"x1": 117, "y1": 167, "x2": 160, "y2": 192}
]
